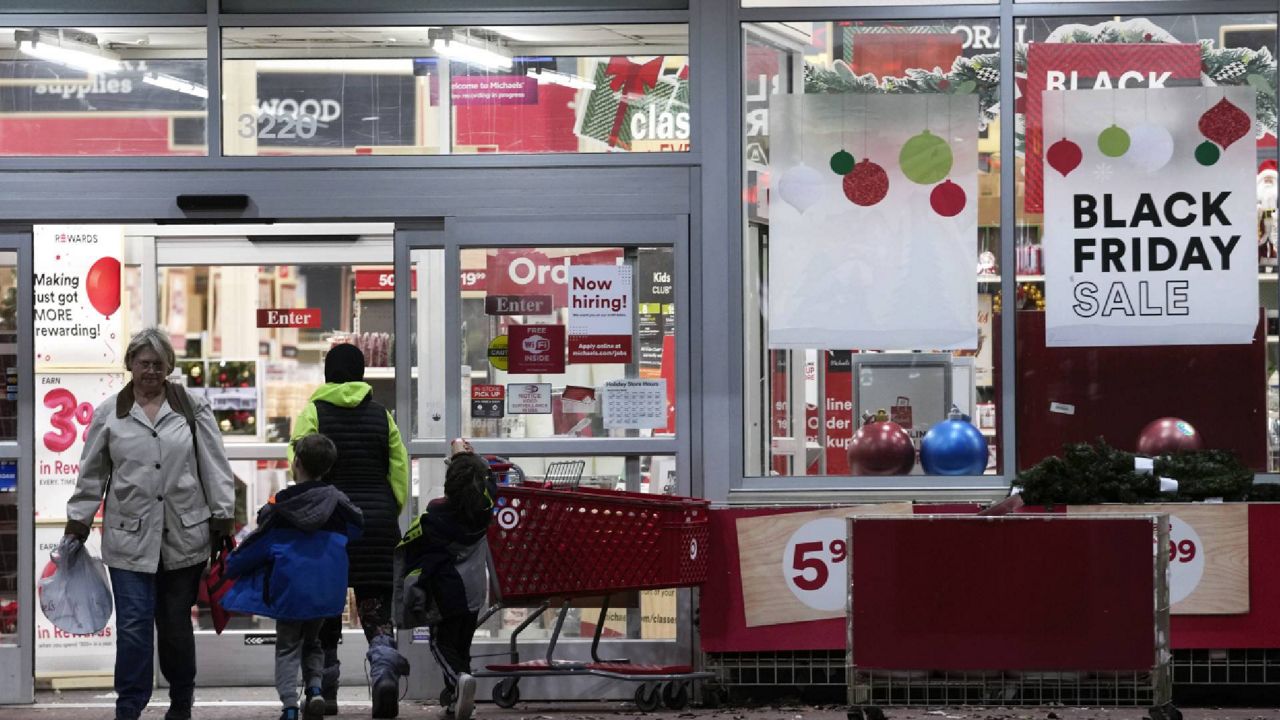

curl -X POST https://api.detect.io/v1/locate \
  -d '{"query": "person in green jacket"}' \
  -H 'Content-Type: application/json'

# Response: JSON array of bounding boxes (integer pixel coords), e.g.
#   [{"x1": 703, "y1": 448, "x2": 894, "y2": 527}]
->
[{"x1": 290, "y1": 344, "x2": 410, "y2": 719}]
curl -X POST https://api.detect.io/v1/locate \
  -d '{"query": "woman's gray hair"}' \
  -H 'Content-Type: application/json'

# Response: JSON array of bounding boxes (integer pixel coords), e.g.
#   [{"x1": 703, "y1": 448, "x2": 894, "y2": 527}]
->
[{"x1": 124, "y1": 327, "x2": 177, "y2": 374}]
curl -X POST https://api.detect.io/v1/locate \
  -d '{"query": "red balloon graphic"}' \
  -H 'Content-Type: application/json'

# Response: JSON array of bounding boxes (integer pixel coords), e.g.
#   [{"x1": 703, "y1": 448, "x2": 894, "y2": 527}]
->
[
  {"x1": 930, "y1": 180, "x2": 967, "y2": 217},
  {"x1": 85, "y1": 256, "x2": 121, "y2": 317},
  {"x1": 1046, "y1": 138, "x2": 1083, "y2": 177}
]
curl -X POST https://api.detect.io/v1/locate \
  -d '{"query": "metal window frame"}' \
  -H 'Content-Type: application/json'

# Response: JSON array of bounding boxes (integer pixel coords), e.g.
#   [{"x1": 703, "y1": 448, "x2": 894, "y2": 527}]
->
[{"x1": 0, "y1": 229, "x2": 33, "y2": 704}]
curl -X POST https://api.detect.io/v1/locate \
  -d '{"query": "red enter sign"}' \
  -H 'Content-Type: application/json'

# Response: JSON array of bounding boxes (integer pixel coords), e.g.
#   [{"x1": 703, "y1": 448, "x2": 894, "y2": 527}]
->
[{"x1": 256, "y1": 308, "x2": 321, "y2": 328}]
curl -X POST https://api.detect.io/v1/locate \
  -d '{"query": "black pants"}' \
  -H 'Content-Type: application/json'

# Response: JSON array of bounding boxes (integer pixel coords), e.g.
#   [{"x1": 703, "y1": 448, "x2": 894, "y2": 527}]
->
[
  {"x1": 429, "y1": 612, "x2": 479, "y2": 693},
  {"x1": 318, "y1": 585, "x2": 394, "y2": 651}
]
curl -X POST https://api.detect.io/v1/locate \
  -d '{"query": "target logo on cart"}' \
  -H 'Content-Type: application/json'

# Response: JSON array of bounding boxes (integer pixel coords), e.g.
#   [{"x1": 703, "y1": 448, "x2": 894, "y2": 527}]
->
[
  {"x1": 497, "y1": 506, "x2": 521, "y2": 530},
  {"x1": 1168, "y1": 515, "x2": 1204, "y2": 605},
  {"x1": 781, "y1": 518, "x2": 848, "y2": 612}
]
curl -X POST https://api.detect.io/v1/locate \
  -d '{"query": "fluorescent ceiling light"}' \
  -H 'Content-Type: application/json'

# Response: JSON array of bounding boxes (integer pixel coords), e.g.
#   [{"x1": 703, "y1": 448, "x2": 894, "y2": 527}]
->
[
  {"x1": 18, "y1": 33, "x2": 121, "y2": 74},
  {"x1": 143, "y1": 72, "x2": 208, "y2": 99},
  {"x1": 253, "y1": 58, "x2": 413, "y2": 74},
  {"x1": 526, "y1": 68, "x2": 595, "y2": 91},
  {"x1": 431, "y1": 37, "x2": 512, "y2": 71}
]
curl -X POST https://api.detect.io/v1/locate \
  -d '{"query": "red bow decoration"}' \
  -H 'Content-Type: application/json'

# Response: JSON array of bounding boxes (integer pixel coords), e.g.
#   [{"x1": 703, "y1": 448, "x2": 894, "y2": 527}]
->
[{"x1": 604, "y1": 56, "x2": 664, "y2": 148}]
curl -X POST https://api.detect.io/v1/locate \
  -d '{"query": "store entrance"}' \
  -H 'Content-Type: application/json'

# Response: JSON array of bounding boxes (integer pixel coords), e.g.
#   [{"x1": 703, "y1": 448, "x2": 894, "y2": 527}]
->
[{"x1": 136, "y1": 222, "x2": 405, "y2": 685}]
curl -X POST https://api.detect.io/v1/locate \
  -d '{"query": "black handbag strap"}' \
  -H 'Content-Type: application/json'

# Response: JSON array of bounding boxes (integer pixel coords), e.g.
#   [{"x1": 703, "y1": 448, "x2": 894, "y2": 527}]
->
[{"x1": 166, "y1": 382, "x2": 209, "y2": 506}]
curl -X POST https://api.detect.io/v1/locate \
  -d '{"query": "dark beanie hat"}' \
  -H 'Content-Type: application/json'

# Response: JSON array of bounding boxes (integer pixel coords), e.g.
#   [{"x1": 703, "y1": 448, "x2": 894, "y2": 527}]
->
[{"x1": 325, "y1": 343, "x2": 365, "y2": 383}]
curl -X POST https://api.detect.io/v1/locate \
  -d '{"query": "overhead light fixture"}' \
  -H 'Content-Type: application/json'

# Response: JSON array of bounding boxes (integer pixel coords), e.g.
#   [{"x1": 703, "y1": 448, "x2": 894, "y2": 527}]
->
[
  {"x1": 254, "y1": 58, "x2": 413, "y2": 74},
  {"x1": 526, "y1": 68, "x2": 595, "y2": 91},
  {"x1": 16, "y1": 29, "x2": 121, "y2": 74},
  {"x1": 429, "y1": 30, "x2": 512, "y2": 71},
  {"x1": 143, "y1": 72, "x2": 208, "y2": 99}
]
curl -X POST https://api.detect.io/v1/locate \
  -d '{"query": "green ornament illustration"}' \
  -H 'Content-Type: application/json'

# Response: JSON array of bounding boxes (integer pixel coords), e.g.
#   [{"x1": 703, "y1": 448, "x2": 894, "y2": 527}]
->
[
  {"x1": 1194, "y1": 140, "x2": 1221, "y2": 167},
  {"x1": 898, "y1": 130, "x2": 953, "y2": 185},
  {"x1": 1097, "y1": 124, "x2": 1131, "y2": 158},
  {"x1": 830, "y1": 149, "x2": 856, "y2": 176}
]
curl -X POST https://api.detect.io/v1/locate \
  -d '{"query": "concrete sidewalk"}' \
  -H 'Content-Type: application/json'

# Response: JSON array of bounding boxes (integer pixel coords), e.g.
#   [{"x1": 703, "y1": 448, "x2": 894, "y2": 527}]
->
[{"x1": 1, "y1": 689, "x2": 1279, "y2": 720}]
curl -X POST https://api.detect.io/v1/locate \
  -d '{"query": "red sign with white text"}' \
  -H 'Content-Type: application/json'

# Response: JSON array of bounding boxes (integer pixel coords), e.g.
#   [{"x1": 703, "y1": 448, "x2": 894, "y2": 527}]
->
[
  {"x1": 1025, "y1": 43, "x2": 1201, "y2": 213},
  {"x1": 508, "y1": 324, "x2": 566, "y2": 374},
  {"x1": 256, "y1": 308, "x2": 321, "y2": 328},
  {"x1": 569, "y1": 335, "x2": 633, "y2": 363},
  {"x1": 354, "y1": 269, "x2": 418, "y2": 293},
  {"x1": 486, "y1": 249, "x2": 624, "y2": 305},
  {"x1": 472, "y1": 384, "x2": 505, "y2": 400}
]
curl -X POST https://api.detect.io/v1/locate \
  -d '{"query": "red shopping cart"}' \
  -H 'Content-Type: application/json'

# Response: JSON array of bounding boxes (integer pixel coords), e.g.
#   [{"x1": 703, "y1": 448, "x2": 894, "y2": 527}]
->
[{"x1": 472, "y1": 483, "x2": 712, "y2": 711}]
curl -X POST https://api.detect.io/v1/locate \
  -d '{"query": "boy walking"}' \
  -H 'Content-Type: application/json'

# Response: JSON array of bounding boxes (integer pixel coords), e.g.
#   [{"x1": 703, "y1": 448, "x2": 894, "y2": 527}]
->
[{"x1": 222, "y1": 434, "x2": 364, "y2": 720}]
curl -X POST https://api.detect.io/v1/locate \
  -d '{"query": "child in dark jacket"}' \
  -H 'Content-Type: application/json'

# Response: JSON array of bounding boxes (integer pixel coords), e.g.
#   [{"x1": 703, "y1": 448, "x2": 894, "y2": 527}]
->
[
  {"x1": 223, "y1": 434, "x2": 364, "y2": 720},
  {"x1": 397, "y1": 439, "x2": 495, "y2": 720}
]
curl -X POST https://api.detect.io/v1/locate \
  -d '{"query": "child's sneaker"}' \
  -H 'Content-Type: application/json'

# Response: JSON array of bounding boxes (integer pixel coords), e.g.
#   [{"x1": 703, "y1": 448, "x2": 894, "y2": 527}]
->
[
  {"x1": 303, "y1": 687, "x2": 325, "y2": 720},
  {"x1": 279, "y1": 707, "x2": 299, "y2": 720},
  {"x1": 455, "y1": 674, "x2": 476, "y2": 720}
]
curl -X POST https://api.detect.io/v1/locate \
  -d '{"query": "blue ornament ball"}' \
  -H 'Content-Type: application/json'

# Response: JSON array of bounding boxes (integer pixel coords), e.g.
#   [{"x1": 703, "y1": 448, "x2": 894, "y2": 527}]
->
[{"x1": 920, "y1": 418, "x2": 988, "y2": 475}]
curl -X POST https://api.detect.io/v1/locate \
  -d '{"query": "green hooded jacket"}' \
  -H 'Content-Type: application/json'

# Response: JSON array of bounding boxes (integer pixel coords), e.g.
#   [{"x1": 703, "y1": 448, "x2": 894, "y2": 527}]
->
[{"x1": 289, "y1": 382, "x2": 410, "y2": 512}]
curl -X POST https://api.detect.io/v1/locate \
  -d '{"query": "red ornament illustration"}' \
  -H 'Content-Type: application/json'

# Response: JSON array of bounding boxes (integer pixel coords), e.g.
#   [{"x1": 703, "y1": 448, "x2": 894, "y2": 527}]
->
[
  {"x1": 930, "y1": 180, "x2": 967, "y2": 217},
  {"x1": 1046, "y1": 138, "x2": 1083, "y2": 177},
  {"x1": 85, "y1": 256, "x2": 121, "y2": 317},
  {"x1": 1198, "y1": 97, "x2": 1251, "y2": 150},
  {"x1": 842, "y1": 159, "x2": 889, "y2": 207}
]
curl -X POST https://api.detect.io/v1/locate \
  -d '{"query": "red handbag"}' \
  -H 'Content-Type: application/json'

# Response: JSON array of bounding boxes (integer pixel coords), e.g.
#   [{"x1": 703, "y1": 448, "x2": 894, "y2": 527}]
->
[{"x1": 202, "y1": 536, "x2": 237, "y2": 635}]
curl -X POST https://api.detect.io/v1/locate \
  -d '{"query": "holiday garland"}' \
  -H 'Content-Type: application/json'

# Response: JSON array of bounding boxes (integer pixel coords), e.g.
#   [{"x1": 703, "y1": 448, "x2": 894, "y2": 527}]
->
[
  {"x1": 804, "y1": 19, "x2": 1278, "y2": 151},
  {"x1": 1017, "y1": 439, "x2": 1259, "y2": 504}
]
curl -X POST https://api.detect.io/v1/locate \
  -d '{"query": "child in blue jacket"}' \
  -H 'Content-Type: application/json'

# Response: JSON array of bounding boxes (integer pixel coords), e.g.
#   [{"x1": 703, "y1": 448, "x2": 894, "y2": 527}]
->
[
  {"x1": 397, "y1": 440, "x2": 495, "y2": 720},
  {"x1": 223, "y1": 434, "x2": 363, "y2": 720}
]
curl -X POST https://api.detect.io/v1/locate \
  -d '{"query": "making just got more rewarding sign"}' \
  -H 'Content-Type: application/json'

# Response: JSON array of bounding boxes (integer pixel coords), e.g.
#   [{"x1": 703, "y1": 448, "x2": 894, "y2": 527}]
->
[{"x1": 1042, "y1": 87, "x2": 1259, "y2": 347}]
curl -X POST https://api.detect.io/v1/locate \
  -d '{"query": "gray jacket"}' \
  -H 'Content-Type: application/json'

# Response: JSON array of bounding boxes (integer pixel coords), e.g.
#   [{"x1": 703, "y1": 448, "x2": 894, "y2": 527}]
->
[{"x1": 66, "y1": 382, "x2": 236, "y2": 573}]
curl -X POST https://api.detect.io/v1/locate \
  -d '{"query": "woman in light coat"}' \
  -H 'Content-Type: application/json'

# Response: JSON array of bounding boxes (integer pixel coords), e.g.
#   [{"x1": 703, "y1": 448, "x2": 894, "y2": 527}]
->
[{"x1": 64, "y1": 328, "x2": 236, "y2": 720}]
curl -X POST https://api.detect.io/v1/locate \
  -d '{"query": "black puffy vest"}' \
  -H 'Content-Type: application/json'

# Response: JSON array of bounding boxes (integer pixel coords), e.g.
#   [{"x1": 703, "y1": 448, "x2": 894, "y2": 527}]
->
[{"x1": 314, "y1": 395, "x2": 397, "y2": 589}]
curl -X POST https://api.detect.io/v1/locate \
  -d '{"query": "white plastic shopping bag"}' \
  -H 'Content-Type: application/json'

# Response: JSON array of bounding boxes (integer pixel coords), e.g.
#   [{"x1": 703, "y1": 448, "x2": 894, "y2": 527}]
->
[{"x1": 38, "y1": 536, "x2": 113, "y2": 635}]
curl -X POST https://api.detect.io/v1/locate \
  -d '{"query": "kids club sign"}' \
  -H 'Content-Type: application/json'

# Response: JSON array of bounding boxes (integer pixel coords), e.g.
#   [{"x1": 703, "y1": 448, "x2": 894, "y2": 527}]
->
[{"x1": 1043, "y1": 88, "x2": 1258, "y2": 347}]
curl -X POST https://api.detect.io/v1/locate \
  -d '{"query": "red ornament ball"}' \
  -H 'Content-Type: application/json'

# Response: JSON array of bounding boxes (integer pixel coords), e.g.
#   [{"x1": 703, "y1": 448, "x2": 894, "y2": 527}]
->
[
  {"x1": 1136, "y1": 417, "x2": 1203, "y2": 456},
  {"x1": 1046, "y1": 138, "x2": 1083, "y2": 177},
  {"x1": 1198, "y1": 97, "x2": 1252, "y2": 150},
  {"x1": 842, "y1": 159, "x2": 889, "y2": 207},
  {"x1": 847, "y1": 421, "x2": 916, "y2": 475},
  {"x1": 930, "y1": 179, "x2": 967, "y2": 217}
]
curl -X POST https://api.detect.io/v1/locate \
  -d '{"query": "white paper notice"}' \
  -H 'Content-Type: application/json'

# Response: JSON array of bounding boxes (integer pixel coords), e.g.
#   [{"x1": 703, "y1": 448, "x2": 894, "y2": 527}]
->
[
  {"x1": 34, "y1": 371, "x2": 126, "y2": 520},
  {"x1": 1043, "y1": 88, "x2": 1258, "y2": 346},
  {"x1": 34, "y1": 225, "x2": 125, "y2": 367},
  {"x1": 506, "y1": 383, "x2": 552, "y2": 415},
  {"x1": 603, "y1": 379, "x2": 668, "y2": 429},
  {"x1": 767, "y1": 94, "x2": 979, "y2": 350},
  {"x1": 569, "y1": 264, "x2": 633, "y2": 336}
]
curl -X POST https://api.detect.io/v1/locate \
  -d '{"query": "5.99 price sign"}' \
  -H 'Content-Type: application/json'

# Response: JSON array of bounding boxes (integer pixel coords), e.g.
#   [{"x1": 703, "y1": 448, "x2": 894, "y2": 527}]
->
[
  {"x1": 783, "y1": 518, "x2": 849, "y2": 612},
  {"x1": 34, "y1": 372, "x2": 123, "y2": 519}
]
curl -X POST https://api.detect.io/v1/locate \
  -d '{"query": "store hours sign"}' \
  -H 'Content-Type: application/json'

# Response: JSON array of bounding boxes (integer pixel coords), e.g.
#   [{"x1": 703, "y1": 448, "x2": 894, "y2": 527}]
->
[{"x1": 1043, "y1": 88, "x2": 1258, "y2": 346}]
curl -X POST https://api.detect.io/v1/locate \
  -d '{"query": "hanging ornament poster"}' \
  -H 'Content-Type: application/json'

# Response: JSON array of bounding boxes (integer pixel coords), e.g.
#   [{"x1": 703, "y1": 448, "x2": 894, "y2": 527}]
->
[
  {"x1": 34, "y1": 372, "x2": 126, "y2": 520},
  {"x1": 1043, "y1": 88, "x2": 1258, "y2": 347},
  {"x1": 33, "y1": 225, "x2": 125, "y2": 368},
  {"x1": 768, "y1": 94, "x2": 978, "y2": 350}
]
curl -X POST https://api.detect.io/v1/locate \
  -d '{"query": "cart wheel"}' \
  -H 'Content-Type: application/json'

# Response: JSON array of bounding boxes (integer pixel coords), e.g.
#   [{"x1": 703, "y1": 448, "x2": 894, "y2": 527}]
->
[
  {"x1": 661, "y1": 682, "x2": 690, "y2": 710},
  {"x1": 492, "y1": 678, "x2": 520, "y2": 709},
  {"x1": 634, "y1": 683, "x2": 662, "y2": 712}
]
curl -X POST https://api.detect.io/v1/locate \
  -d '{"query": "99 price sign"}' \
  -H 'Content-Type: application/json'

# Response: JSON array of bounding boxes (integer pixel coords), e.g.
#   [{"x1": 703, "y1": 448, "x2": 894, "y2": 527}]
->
[
  {"x1": 1168, "y1": 515, "x2": 1204, "y2": 605},
  {"x1": 782, "y1": 518, "x2": 849, "y2": 612}
]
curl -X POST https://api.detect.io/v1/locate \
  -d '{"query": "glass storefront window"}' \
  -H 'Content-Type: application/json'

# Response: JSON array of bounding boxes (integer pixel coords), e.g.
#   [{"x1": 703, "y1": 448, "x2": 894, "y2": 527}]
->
[
  {"x1": 221, "y1": 26, "x2": 690, "y2": 156},
  {"x1": 453, "y1": 247, "x2": 677, "y2": 441},
  {"x1": 1014, "y1": 12, "x2": 1279, "y2": 472},
  {"x1": 743, "y1": 19, "x2": 1002, "y2": 479},
  {"x1": 0, "y1": 28, "x2": 208, "y2": 156},
  {"x1": 158, "y1": 263, "x2": 399, "y2": 443}
]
